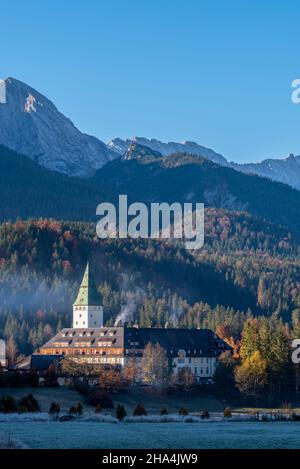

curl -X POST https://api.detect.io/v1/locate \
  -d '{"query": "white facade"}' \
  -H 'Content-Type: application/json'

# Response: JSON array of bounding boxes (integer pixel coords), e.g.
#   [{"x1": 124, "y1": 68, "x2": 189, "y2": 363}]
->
[
  {"x1": 73, "y1": 305, "x2": 103, "y2": 328},
  {"x1": 172, "y1": 350, "x2": 217, "y2": 379}
]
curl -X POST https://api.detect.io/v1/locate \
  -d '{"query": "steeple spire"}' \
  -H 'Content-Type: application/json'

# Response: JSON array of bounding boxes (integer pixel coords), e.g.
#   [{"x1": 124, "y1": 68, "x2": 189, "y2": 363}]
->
[
  {"x1": 72, "y1": 262, "x2": 103, "y2": 328},
  {"x1": 73, "y1": 262, "x2": 102, "y2": 307}
]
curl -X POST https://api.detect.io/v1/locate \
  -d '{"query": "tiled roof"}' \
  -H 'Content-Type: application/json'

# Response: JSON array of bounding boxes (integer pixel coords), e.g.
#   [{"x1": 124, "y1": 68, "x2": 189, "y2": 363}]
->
[
  {"x1": 41, "y1": 327, "x2": 124, "y2": 349},
  {"x1": 40, "y1": 327, "x2": 230, "y2": 356},
  {"x1": 31, "y1": 354, "x2": 63, "y2": 370},
  {"x1": 125, "y1": 327, "x2": 228, "y2": 355}
]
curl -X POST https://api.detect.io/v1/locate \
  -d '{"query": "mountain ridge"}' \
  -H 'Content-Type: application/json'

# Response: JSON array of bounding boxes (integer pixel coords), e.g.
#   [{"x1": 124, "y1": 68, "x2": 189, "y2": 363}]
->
[
  {"x1": 108, "y1": 137, "x2": 300, "y2": 190},
  {"x1": 1, "y1": 77, "x2": 300, "y2": 189},
  {"x1": 1, "y1": 143, "x2": 300, "y2": 234}
]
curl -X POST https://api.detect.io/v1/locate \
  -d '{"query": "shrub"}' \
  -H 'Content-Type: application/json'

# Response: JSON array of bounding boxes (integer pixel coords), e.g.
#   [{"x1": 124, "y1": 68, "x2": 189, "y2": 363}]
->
[
  {"x1": 201, "y1": 409, "x2": 210, "y2": 419},
  {"x1": 224, "y1": 407, "x2": 232, "y2": 418},
  {"x1": 133, "y1": 403, "x2": 147, "y2": 416},
  {"x1": 179, "y1": 408, "x2": 189, "y2": 416},
  {"x1": 28, "y1": 369, "x2": 39, "y2": 387},
  {"x1": 18, "y1": 394, "x2": 40, "y2": 412},
  {"x1": 116, "y1": 404, "x2": 127, "y2": 421},
  {"x1": 49, "y1": 402, "x2": 60, "y2": 414},
  {"x1": 160, "y1": 408, "x2": 168, "y2": 415},
  {"x1": 95, "y1": 404, "x2": 102, "y2": 413},
  {"x1": 76, "y1": 403, "x2": 83, "y2": 415},
  {"x1": 16, "y1": 406, "x2": 28, "y2": 413},
  {"x1": 69, "y1": 406, "x2": 77, "y2": 414},
  {"x1": 86, "y1": 390, "x2": 113, "y2": 409},
  {"x1": 0, "y1": 396, "x2": 17, "y2": 413}
]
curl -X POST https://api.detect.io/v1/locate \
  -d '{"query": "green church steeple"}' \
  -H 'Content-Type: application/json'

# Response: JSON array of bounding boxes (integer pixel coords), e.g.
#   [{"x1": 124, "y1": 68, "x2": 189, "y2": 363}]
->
[{"x1": 73, "y1": 262, "x2": 102, "y2": 307}]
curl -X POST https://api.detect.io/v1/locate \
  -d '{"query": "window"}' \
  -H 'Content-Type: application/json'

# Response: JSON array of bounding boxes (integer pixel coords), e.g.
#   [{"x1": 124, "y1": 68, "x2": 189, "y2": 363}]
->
[
  {"x1": 177, "y1": 350, "x2": 186, "y2": 365},
  {"x1": 97, "y1": 341, "x2": 112, "y2": 347}
]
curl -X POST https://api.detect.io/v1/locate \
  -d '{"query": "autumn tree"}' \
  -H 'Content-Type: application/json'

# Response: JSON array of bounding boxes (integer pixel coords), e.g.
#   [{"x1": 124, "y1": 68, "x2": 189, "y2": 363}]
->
[
  {"x1": 61, "y1": 357, "x2": 95, "y2": 387},
  {"x1": 141, "y1": 342, "x2": 169, "y2": 386},
  {"x1": 177, "y1": 366, "x2": 195, "y2": 391},
  {"x1": 98, "y1": 367, "x2": 123, "y2": 392},
  {"x1": 123, "y1": 358, "x2": 139, "y2": 385},
  {"x1": 239, "y1": 317, "x2": 293, "y2": 402},
  {"x1": 45, "y1": 363, "x2": 58, "y2": 387},
  {"x1": 234, "y1": 351, "x2": 268, "y2": 399}
]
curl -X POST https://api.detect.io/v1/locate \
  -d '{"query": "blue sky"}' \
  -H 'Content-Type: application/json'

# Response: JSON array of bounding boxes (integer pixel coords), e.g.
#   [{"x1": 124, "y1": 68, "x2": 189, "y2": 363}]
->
[{"x1": 1, "y1": 0, "x2": 300, "y2": 163}]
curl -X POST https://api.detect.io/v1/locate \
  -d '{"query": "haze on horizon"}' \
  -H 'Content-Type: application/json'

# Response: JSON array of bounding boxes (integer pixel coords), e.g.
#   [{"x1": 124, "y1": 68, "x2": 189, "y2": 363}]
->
[{"x1": 1, "y1": 0, "x2": 300, "y2": 164}]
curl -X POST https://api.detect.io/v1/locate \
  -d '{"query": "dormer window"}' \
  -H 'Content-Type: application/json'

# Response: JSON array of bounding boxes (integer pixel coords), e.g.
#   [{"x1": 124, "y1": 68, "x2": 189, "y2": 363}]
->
[{"x1": 177, "y1": 350, "x2": 186, "y2": 365}]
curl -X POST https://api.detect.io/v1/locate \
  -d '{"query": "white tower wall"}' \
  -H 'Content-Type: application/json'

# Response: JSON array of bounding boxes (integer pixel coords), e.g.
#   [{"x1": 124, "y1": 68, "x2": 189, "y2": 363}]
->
[{"x1": 73, "y1": 305, "x2": 103, "y2": 328}]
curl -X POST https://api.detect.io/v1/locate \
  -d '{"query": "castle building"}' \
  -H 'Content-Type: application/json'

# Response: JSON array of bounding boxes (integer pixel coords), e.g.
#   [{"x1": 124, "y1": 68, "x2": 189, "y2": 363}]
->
[{"x1": 36, "y1": 263, "x2": 231, "y2": 381}]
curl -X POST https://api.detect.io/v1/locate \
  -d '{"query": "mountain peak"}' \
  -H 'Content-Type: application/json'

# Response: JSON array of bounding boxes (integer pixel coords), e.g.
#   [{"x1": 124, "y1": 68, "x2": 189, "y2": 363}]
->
[
  {"x1": 0, "y1": 77, "x2": 117, "y2": 176},
  {"x1": 123, "y1": 142, "x2": 162, "y2": 161},
  {"x1": 108, "y1": 136, "x2": 228, "y2": 166}
]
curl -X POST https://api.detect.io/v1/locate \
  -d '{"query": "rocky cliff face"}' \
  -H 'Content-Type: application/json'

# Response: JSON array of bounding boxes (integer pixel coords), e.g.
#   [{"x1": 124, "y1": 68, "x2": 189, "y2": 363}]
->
[{"x1": 0, "y1": 77, "x2": 117, "y2": 176}]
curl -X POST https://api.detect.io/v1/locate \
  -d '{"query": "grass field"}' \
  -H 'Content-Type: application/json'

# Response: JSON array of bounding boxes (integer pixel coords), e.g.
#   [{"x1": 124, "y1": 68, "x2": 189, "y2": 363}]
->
[
  {"x1": 2, "y1": 421, "x2": 300, "y2": 449},
  {"x1": 0, "y1": 386, "x2": 225, "y2": 415},
  {"x1": 0, "y1": 386, "x2": 94, "y2": 413},
  {"x1": 2, "y1": 386, "x2": 298, "y2": 416}
]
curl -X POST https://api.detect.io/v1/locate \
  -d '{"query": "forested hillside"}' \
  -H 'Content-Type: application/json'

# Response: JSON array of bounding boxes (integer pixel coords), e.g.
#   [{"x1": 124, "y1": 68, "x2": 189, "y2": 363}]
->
[
  {"x1": 0, "y1": 212, "x2": 300, "y2": 355},
  {"x1": 0, "y1": 145, "x2": 105, "y2": 220},
  {"x1": 91, "y1": 148, "x2": 300, "y2": 232},
  {"x1": 1, "y1": 144, "x2": 300, "y2": 233}
]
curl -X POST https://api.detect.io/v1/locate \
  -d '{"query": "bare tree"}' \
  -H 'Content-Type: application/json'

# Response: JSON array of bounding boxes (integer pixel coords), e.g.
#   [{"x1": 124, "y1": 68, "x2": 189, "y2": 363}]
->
[
  {"x1": 141, "y1": 342, "x2": 169, "y2": 387},
  {"x1": 6, "y1": 336, "x2": 18, "y2": 367}
]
